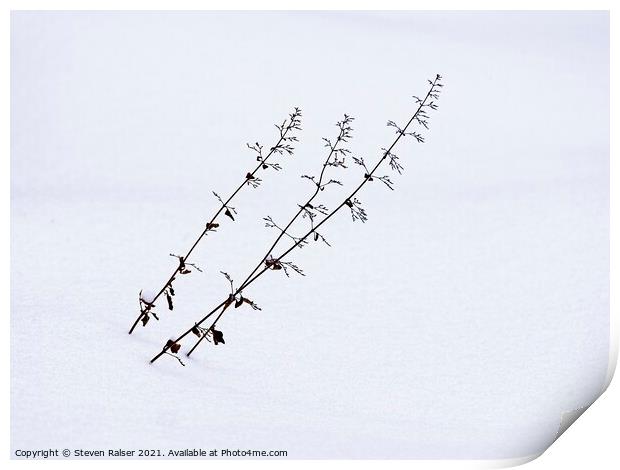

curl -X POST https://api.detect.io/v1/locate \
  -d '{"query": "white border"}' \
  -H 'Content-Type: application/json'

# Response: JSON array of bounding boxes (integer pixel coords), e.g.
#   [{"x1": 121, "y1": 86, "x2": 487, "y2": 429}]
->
[{"x1": 3, "y1": 1, "x2": 616, "y2": 468}]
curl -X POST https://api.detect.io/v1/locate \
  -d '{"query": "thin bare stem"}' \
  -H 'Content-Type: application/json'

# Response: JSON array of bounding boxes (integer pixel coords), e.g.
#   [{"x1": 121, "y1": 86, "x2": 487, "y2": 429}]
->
[
  {"x1": 236, "y1": 115, "x2": 353, "y2": 292},
  {"x1": 129, "y1": 108, "x2": 302, "y2": 334}
]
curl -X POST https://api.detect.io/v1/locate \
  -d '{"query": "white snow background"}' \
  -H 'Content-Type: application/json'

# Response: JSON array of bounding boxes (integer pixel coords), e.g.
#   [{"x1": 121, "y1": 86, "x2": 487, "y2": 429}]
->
[{"x1": 11, "y1": 11, "x2": 609, "y2": 459}]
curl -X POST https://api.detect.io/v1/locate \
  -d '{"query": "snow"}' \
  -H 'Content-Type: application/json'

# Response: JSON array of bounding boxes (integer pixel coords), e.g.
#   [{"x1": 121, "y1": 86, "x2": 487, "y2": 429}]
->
[
  {"x1": 140, "y1": 289, "x2": 157, "y2": 305},
  {"x1": 11, "y1": 11, "x2": 609, "y2": 459}
]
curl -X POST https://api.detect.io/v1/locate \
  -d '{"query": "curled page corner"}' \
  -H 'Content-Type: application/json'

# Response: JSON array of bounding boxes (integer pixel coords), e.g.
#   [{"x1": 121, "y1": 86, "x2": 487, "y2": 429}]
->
[
  {"x1": 555, "y1": 353, "x2": 616, "y2": 443},
  {"x1": 556, "y1": 405, "x2": 590, "y2": 440}
]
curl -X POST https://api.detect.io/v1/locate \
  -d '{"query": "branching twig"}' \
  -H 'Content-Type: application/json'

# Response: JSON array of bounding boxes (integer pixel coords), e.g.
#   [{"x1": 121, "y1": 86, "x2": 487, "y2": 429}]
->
[
  {"x1": 264, "y1": 216, "x2": 308, "y2": 248},
  {"x1": 164, "y1": 351, "x2": 186, "y2": 366},
  {"x1": 345, "y1": 197, "x2": 368, "y2": 223}
]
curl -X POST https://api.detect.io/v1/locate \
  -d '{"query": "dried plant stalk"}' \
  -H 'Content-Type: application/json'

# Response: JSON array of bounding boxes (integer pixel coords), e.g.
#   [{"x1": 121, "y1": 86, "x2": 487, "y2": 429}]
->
[
  {"x1": 128, "y1": 108, "x2": 302, "y2": 334},
  {"x1": 150, "y1": 75, "x2": 443, "y2": 366}
]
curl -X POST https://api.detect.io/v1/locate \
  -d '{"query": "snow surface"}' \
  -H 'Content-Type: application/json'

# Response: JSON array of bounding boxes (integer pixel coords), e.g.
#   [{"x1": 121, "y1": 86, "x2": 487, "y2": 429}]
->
[{"x1": 11, "y1": 11, "x2": 609, "y2": 459}]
